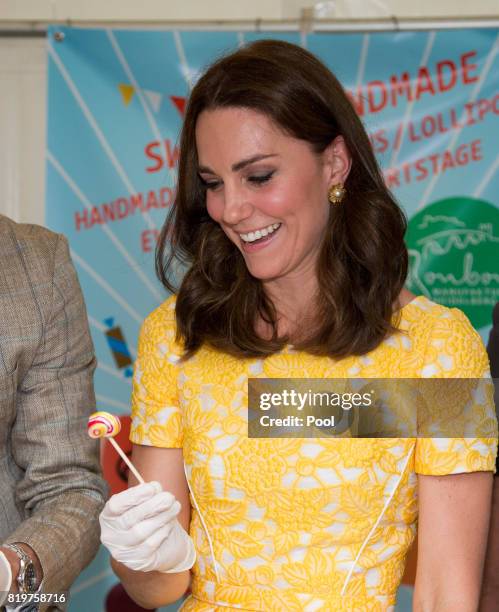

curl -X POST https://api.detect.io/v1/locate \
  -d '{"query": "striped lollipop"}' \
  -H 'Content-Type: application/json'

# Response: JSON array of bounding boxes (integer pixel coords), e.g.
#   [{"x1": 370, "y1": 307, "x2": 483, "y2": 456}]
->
[
  {"x1": 87, "y1": 411, "x2": 144, "y2": 484},
  {"x1": 87, "y1": 411, "x2": 121, "y2": 438}
]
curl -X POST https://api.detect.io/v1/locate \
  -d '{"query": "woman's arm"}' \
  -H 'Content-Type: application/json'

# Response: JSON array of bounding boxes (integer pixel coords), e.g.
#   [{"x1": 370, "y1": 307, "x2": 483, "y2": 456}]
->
[
  {"x1": 480, "y1": 476, "x2": 499, "y2": 610},
  {"x1": 110, "y1": 445, "x2": 192, "y2": 609},
  {"x1": 414, "y1": 471, "x2": 493, "y2": 612}
]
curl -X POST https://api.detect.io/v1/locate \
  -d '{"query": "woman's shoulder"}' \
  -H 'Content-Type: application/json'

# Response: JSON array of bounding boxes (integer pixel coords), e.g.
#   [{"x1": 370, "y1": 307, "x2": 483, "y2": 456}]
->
[
  {"x1": 401, "y1": 294, "x2": 477, "y2": 331},
  {"x1": 139, "y1": 294, "x2": 180, "y2": 347},
  {"x1": 401, "y1": 295, "x2": 488, "y2": 377},
  {"x1": 144, "y1": 294, "x2": 177, "y2": 325}
]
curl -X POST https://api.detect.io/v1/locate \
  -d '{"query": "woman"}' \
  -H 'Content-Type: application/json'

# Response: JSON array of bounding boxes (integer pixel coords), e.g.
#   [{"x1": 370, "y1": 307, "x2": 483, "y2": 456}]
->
[{"x1": 100, "y1": 40, "x2": 496, "y2": 611}]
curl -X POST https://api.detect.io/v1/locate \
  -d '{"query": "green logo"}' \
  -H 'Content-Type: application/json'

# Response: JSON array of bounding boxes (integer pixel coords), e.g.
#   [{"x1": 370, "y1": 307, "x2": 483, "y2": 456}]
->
[{"x1": 406, "y1": 197, "x2": 499, "y2": 329}]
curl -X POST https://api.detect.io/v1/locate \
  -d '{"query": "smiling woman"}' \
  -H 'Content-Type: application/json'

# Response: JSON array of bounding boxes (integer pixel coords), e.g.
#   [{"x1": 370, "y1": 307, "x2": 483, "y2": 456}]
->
[
  {"x1": 99, "y1": 40, "x2": 497, "y2": 612},
  {"x1": 156, "y1": 40, "x2": 409, "y2": 358},
  {"x1": 196, "y1": 106, "x2": 341, "y2": 293}
]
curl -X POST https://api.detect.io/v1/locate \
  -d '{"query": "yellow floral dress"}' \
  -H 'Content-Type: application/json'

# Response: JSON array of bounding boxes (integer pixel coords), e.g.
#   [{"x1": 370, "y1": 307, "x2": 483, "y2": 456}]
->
[{"x1": 130, "y1": 295, "x2": 497, "y2": 611}]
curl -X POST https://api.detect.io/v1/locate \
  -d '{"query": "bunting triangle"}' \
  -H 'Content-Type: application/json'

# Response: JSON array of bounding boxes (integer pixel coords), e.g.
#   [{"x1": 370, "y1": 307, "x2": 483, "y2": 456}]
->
[
  {"x1": 170, "y1": 95, "x2": 186, "y2": 117},
  {"x1": 118, "y1": 83, "x2": 135, "y2": 106},
  {"x1": 144, "y1": 89, "x2": 163, "y2": 113}
]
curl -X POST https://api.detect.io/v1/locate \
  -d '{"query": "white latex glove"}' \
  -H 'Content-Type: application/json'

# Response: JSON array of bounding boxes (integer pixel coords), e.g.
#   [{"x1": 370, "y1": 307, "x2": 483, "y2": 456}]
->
[
  {"x1": 0, "y1": 550, "x2": 12, "y2": 606},
  {"x1": 99, "y1": 481, "x2": 195, "y2": 573}
]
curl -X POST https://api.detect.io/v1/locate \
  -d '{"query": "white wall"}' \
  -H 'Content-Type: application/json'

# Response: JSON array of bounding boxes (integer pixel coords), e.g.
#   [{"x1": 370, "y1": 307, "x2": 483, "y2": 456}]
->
[
  {"x1": 1, "y1": 0, "x2": 498, "y2": 21},
  {"x1": 0, "y1": 0, "x2": 497, "y2": 224},
  {"x1": 0, "y1": 0, "x2": 281, "y2": 22},
  {"x1": 0, "y1": 38, "x2": 46, "y2": 224}
]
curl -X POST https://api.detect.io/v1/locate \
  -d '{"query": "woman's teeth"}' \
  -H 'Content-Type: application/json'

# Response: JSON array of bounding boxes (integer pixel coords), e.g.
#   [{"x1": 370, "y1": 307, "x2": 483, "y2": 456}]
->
[{"x1": 240, "y1": 223, "x2": 281, "y2": 243}]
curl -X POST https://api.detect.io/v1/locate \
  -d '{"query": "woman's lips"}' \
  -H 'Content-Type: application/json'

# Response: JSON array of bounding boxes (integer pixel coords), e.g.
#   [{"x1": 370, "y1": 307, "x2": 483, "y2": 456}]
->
[{"x1": 240, "y1": 224, "x2": 281, "y2": 252}]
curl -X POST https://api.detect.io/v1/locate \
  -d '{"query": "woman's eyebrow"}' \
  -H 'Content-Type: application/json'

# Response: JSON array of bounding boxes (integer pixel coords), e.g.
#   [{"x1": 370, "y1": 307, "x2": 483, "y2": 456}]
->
[{"x1": 198, "y1": 154, "x2": 279, "y2": 174}]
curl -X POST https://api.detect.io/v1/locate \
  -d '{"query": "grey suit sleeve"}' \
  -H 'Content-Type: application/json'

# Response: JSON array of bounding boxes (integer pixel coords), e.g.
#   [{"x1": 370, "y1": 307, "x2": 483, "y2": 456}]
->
[{"x1": 4, "y1": 235, "x2": 108, "y2": 599}]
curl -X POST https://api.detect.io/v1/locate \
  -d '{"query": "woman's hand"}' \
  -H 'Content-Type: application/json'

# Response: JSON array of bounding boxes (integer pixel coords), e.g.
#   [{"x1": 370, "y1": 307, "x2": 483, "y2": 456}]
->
[{"x1": 100, "y1": 481, "x2": 195, "y2": 573}]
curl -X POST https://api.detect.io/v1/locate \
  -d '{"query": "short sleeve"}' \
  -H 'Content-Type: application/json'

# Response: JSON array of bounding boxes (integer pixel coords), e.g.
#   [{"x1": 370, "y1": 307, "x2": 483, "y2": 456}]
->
[
  {"x1": 415, "y1": 306, "x2": 498, "y2": 476},
  {"x1": 130, "y1": 296, "x2": 184, "y2": 448}
]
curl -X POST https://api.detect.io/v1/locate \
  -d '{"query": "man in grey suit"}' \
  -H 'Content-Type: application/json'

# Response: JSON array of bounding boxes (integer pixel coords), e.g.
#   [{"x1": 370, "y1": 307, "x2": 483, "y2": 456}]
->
[{"x1": 0, "y1": 215, "x2": 107, "y2": 611}]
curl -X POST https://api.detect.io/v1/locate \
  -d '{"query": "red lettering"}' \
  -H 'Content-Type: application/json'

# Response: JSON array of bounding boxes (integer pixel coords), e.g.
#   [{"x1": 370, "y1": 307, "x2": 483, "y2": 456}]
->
[
  {"x1": 160, "y1": 187, "x2": 173, "y2": 207},
  {"x1": 130, "y1": 193, "x2": 143, "y2": 212},
  {"x1": 415, "y1": 67, "x2": 436, "y2": 100},
  {"x1": 392, "y1": 123, "x2": 403, "y2": 151},
  {"x1": 73, "y1": 188, "x2": 177, "y2": 231},
  {"x1": 441, "y1": 150, "x2": 456, "y2": 171},
  {"x1": 164, "y1": 140, "x2": 180, "y2": 169},
  {"x1": 449, "y1": 108, "x2": 460, "y2": 129},
  {"x1": 477, "y1": 99, "x2": 491, "y2": 121},
  {"x1": 384, "y1": 139, "x2": 483, "y2": 187},
  {"x1": 89, "y1": 206, "x2": 103, "y2": 229},
  {"x1": 470, "y1": 139, "x2": 482, "y2": 161},
  {"x1": 463, "y1": 102, "x2": 477, "y2": 126},
  {"x1": 428, "y1": 154, "x2": 439, "y2": 174},
  {"x1": 436, "y1": 113, "x2": 450, "y2": 134},
  {"x1": 421, "y1": 115, "x2": 436, "y2": 138},
  {"x1": 367, "y1": 81, "x2": 387, "y2": 113},
  {"x1": 145, "y1": 141, "x2": 163, "y2": 173},
  {"x1": 415, "y1": 158, "x2": 428, "y2": 182},
  {"x1": 141, "y1": 229, "x2": 160, "y2": 253},
  {"x1": 141, "y1": 230, "x2": 153, "y2": 253},
  {"x1": 408, "y1": 121, "x2": 420, "y2": 142},
  {"x1": 436, "y1": 60, "x2": 457, "y2": 92},
  {"x1": 461, "y1": 51, "x2": 478, "y2": 84},
  {"x1": 116, "y1": 198, "x2": 129, "y2": 219},
  {"x1": 102, "y1": 203, "x2": 116, "y2": 223},
  {"x1": 402, "y1": 163, "x2": 411, "y2": 184},
  {"x1": 390, "y1": 72, "x2": 412, "y2": 107},
  {"x1": 75, "y1": 209, "x2": 88, "y2": 231},
  {"x1": 455, "y1": 144, "x2": 469, "y2": 166},
  {"x1": 146, "y1": 190, "x2": 159, "y2": 210},
  {"x1": 347, "y1": 88, "x2": 364, "y2": 116},
  {"x1": 384, "y1": 169, "x2": 400, "y2": 188},
  {"x1": 349, "y1": 49, "x2": 482, "y2": 117}
]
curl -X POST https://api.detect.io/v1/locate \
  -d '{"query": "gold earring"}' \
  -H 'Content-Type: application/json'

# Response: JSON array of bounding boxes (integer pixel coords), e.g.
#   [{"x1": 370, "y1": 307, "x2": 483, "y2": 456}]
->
[{"x1": 328, "y1": 183, "x2": 346, "y2": 204}]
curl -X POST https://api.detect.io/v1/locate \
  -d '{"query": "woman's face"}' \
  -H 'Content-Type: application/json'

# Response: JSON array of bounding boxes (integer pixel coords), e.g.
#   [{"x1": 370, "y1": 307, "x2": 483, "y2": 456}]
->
[{"x1": 196, "y1": 107, "x2": 347, "y2": 285}]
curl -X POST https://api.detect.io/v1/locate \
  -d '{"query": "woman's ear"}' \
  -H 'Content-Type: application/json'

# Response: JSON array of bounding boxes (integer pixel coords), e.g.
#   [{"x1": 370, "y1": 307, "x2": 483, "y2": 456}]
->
[{"x1": 323, "y1": 135, "x2": 352, "y2": 185}]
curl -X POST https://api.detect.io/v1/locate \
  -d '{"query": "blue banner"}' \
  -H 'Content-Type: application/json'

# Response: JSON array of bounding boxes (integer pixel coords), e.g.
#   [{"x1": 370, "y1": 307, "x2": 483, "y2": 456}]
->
[{"x1": 45, "y1": 26, "x2": 499, "y2": 611}]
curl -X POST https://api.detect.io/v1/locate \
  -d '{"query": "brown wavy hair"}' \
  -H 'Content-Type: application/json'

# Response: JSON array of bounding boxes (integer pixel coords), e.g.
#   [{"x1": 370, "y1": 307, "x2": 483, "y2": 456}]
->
[{"x1": 156, "y1": 39, "x2": 408, "y2": 358}]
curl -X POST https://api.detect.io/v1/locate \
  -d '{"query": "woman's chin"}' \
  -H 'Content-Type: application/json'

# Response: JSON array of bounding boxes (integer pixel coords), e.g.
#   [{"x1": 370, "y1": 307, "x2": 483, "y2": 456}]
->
[{"x1": 245, "y1": 264, "x2": 284, "y2": 282}]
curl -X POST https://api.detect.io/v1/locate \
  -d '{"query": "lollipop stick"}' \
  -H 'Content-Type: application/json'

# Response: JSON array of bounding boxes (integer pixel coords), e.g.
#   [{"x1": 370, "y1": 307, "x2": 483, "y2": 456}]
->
[{"x1": 109, "y1": 438, "x2": 144, "y2": 484}]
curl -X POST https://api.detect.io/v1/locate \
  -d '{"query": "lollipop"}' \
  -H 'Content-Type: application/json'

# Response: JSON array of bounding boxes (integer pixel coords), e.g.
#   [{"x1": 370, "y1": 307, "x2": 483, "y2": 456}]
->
[
  {"x1": 87, "y1": 411, "x2": 144, "y2": 484},
  {"x1": 88, "y1": 411, "x2": 121, "y2": 438}
]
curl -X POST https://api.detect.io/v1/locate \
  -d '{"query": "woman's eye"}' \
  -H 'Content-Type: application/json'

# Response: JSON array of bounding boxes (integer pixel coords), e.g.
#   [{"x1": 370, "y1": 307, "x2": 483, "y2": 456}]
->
[
  {"x1": 248, "y1": 171, "x2": 274, "y2": 185},
  {"x1": 200, "y1": 177, "x2": 222, "y2": 191}
]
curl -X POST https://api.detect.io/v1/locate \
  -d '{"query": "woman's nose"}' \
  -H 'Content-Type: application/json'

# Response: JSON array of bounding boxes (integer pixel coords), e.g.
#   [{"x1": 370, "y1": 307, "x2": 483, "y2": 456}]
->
[{"x1": 221, "y1": 186, "x2": 253, "y2": 226}]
